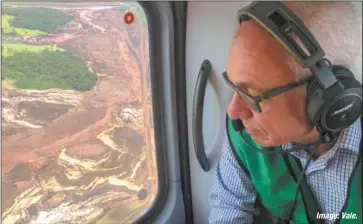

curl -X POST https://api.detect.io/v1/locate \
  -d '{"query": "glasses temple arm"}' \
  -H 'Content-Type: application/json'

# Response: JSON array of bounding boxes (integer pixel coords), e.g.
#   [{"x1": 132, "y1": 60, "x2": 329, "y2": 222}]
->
[{"x1": 259, "y1": 77, "x2": 311, "y2": 100}]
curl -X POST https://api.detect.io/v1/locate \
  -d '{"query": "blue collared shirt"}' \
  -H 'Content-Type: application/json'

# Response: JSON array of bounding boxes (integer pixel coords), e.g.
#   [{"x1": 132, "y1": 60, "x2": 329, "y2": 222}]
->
[{"x1": 209, "y1": 118, "x2": 361, "y2": 224}]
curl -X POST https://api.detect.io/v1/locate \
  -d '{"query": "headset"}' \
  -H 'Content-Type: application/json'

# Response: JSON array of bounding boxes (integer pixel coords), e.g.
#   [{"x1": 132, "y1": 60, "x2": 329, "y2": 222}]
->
[
  {"x1": 236, "y1": 1, "x2": 362, "y2": 144},
  {"x1": 232, "y1": 2, "x2": 362, "y2": 222}
]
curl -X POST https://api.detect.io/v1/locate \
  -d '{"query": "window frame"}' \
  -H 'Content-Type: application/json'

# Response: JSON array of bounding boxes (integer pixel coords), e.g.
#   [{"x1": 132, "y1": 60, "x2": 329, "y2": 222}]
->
[
  {"x1": 0, "y1": 1, "x2": 189, "y2": 223},
  {"x1": 134, "y1": 2, "x2": 189, "y2": 223}
]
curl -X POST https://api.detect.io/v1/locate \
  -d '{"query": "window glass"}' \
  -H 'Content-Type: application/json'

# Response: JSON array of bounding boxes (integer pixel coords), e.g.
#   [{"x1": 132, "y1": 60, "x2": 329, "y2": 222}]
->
[{"x1": 1, "y1": 2, "x2": 157, "y2": 223}]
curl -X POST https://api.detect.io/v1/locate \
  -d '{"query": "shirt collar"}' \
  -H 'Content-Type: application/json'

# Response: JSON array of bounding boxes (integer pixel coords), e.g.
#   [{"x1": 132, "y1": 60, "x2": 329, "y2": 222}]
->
[
  {"x1": 335, "y1": 117, "x2": 361, "y2": 152},
  {"x1": 282, "y1": 117, "x2": 361, "y2": 153}
]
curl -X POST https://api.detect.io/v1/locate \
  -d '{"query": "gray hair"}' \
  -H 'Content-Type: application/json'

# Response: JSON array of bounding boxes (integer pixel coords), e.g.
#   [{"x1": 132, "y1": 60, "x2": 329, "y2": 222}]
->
[{"x1": 284, "y1": 2, "x2": 362, "y2": 83}]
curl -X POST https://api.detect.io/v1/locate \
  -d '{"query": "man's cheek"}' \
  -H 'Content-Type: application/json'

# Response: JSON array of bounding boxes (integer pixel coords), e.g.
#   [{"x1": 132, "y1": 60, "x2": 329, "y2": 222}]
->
[{"x1": 259, "y1": 101, "x2": 275, "y2": 113}]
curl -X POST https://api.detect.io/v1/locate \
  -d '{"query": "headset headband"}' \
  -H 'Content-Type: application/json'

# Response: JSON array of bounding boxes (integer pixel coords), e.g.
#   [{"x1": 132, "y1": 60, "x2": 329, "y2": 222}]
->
[{"x1": 237, "y1": 1, "x2": 338, "y2": 90}]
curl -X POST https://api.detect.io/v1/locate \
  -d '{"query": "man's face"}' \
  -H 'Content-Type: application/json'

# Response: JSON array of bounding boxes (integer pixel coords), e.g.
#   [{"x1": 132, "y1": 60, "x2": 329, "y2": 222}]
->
[{"x1": 226, "y1": 20, "x2": 313, "y2": 147}]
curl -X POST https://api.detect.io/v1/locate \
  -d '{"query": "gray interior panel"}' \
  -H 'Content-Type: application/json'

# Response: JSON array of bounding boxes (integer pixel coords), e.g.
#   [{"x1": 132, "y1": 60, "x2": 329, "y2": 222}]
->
[
  {"x1": 149, "y1": 2, "x2": 185, "y2": 223},
  {"x1": 186, "y1": 2, "x2": 251, "y2": 223}
]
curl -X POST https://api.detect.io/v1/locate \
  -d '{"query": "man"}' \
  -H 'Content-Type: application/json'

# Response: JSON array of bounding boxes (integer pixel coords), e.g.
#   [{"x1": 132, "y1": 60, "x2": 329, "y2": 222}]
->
[{"x1": 209, "y1": 2, "x2": 362, "y2": 224}]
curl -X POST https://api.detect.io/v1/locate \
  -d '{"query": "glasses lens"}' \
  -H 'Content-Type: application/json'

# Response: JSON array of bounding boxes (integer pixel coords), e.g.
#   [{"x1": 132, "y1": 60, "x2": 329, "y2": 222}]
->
[
  {"x1": 236, "y1": 91, "x2": 260, "y2": 112},
  {"x1": 223, "y1": 72, "x2": 261, "y2": 112}
]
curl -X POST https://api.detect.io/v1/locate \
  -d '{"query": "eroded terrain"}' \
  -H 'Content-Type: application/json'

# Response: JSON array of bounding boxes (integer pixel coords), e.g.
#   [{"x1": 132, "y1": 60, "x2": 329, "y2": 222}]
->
[{"x1": 2, "y1": 4, "x2": 156, "y2": 224}]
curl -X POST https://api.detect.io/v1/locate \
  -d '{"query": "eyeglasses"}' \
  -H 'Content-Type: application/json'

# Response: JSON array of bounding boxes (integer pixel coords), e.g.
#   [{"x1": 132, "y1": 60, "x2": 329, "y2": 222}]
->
[{"x1": 222, "y1": 71, "x2": 312, "y2": 113}]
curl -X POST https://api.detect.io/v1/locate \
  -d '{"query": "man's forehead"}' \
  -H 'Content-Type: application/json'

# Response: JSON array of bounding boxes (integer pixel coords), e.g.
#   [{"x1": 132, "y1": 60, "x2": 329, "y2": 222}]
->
[{"x1": 226, "y1": 21, "x2": 295, "y2": 90}]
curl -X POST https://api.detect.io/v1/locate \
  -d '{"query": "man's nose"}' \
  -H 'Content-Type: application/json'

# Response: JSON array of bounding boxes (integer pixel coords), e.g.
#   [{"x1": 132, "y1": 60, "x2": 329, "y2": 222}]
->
[{"x1": 227, "y1": 93, "x2": 254, "y2": 120}]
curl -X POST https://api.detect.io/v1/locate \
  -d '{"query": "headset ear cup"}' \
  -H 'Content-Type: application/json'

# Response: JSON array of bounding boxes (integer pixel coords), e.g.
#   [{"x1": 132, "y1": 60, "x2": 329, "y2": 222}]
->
[
  {"x1": 332, "y1": 65, "x2": 355, "y2": 79},
  {"x1": 306, "y1": 65, "x2": 362, "y2": 132},
  {"x1": 332, "y1": 65, "x2": 362, "y2": 89},
  {"x1": 321, "y1": 65, "x2": 362, "y2": 131}
]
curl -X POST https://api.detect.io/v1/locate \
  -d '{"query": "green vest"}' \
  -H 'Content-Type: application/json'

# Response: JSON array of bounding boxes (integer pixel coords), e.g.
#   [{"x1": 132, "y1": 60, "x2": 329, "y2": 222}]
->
[{"x1": 226, "y1": 116, "x2": 362, "y2": 224}]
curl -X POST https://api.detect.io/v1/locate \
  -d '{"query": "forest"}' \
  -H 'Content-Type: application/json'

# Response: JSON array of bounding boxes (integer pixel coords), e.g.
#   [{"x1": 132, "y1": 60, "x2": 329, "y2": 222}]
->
[
  {"x1": 2, "y1": 7, "x2": 97, "y2": 92},
  {"x1": 2, "y1": 7, "x2": 74, "y2": 34},
  {"x1": 2, "y1": 43, "x2": 98, "y2": 92},
  {"x1": 2, "y1": 14, "x2": 43, "y2": 36}
]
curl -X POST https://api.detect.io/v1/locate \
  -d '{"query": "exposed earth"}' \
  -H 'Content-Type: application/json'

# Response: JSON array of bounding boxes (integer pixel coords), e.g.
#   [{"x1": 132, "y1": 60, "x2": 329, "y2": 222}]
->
[{"x1": 2, "y1": 4, "x2": 157, "y2": 224}]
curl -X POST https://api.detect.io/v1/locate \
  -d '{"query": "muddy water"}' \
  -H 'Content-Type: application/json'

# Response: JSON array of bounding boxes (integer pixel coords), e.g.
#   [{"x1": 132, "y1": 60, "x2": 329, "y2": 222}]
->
[
  {"x1": 20, "y1": 101, "x2": 72, "y2": 123},
  {"x1": 2, "y1": 4, "x2": 156, "y2": 224}
]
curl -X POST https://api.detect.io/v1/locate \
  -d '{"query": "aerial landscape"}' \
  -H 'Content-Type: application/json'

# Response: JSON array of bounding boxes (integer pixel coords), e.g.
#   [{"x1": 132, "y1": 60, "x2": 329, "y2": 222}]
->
[{"x1": 2, "y1": 2, "x2": 157, "y2": 223}]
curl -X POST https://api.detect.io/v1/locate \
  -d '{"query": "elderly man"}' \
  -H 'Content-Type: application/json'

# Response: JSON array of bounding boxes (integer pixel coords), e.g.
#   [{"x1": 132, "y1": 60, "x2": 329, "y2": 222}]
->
[{"x1": 209, "y1": 2, "x2": 362, "y2": 224}]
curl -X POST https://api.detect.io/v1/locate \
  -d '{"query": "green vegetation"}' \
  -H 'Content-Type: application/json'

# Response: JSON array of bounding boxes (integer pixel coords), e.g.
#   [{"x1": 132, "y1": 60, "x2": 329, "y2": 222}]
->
[
  {"x1": 1, "y1": 7, "x2": 94, "y2": 92},
  {"x1": 2, "y1": 7, "x2": 74, "y2": 35},
  {"x1": 2, "y1": 14, "x2": 43, "y2": 36},
  {"x1": 2, "y1": 43, "x2": 62, "y2": 57},
  {"x1": 2, "y1": 43, "x2": 97, "y2": 92}
]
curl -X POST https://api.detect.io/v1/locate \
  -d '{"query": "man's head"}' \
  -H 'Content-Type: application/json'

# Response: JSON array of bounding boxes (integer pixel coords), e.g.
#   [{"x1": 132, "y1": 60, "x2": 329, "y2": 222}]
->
[{"x1": 226, "y1": 2, "x2": 362, "y2": 147}]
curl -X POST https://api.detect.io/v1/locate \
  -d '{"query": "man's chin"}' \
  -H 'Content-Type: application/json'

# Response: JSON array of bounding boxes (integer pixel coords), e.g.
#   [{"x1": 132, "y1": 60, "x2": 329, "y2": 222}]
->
[{"x1": 250, "y1": 135, "x2": 279, "y2": 147}]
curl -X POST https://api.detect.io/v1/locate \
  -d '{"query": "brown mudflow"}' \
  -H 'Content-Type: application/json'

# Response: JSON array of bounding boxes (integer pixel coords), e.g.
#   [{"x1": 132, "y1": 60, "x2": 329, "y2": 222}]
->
[{"x1": 2, "y1": 5, "x2": 157, "y2": 224}]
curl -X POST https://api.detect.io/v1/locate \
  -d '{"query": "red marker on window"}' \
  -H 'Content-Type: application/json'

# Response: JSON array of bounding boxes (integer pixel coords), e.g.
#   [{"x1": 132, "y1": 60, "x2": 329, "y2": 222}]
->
[{"x1": 124, "y1": 12, "x2": 135, "y2": 25}]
